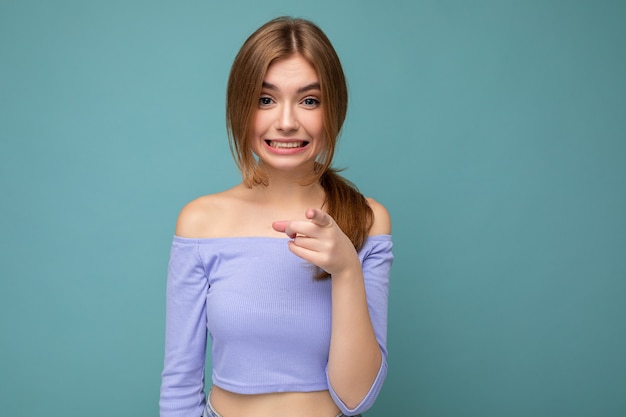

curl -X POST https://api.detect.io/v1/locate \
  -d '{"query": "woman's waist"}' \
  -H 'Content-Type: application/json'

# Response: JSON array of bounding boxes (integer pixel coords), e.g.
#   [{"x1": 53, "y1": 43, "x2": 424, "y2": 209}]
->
[{"x1": 209, "y1": 385, "x2": 341, "y2": 417}]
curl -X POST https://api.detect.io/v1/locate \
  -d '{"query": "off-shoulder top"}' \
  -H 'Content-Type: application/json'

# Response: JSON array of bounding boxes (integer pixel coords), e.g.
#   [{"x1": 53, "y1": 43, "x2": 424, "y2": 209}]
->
[{"x1": 160, "y1": 235, "x2": 393, "y2": 417}]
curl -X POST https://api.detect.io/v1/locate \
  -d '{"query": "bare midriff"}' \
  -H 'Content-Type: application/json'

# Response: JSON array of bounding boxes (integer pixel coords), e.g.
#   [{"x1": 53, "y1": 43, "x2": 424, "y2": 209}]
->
[{"x1": 209, "y1": 385, "x2": 341, "y2": 417}]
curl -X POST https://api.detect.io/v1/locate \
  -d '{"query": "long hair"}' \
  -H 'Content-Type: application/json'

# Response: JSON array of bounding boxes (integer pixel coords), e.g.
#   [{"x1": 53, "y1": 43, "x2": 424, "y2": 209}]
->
[{"x1": 226, "y1": 17, "x2": 373, "y2": 258}]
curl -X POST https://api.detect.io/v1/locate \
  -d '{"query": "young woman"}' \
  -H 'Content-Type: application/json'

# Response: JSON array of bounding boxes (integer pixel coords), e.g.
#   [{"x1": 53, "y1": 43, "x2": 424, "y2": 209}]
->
[{"x1": 160, "y1": 16, "x2": 393, "y2": 417}]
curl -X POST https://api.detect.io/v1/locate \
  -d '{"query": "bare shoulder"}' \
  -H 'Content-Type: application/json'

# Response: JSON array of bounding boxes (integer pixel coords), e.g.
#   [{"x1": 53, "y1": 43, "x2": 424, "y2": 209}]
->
[
  {"x1": 175, "y1": 186, "x2": 245, "y2": 238},
  {"x1": 366, "y1": 197, "x2": 392, "y2": 235},
  {"x1": 175, "y1": 194, "x2": 221, "y2": 238}
]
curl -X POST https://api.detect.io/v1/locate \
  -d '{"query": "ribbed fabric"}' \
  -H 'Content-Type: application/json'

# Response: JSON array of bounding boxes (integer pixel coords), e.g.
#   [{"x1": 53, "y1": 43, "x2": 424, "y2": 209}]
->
[{"x1": 160, "y1": 235, "x2": 393, "y2": 417}]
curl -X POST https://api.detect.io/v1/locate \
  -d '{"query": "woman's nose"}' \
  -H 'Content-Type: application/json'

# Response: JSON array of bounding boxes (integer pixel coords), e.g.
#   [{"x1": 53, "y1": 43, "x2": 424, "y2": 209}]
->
[{"x1": 276, "y1": 105, "x2": 298, "y2": 132}]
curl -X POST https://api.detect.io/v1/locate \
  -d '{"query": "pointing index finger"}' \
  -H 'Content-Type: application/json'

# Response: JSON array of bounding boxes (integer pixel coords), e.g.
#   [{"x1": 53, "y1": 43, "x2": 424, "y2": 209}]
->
[{"x1": 272, "y1": 220, "x2": 297, "y2": 238}]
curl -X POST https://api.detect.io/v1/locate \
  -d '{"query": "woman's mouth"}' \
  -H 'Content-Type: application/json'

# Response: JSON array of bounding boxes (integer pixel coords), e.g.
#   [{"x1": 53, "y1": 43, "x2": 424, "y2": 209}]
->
[{"x1": 265, "y1": 140, "x2": 309, "y2": 149}]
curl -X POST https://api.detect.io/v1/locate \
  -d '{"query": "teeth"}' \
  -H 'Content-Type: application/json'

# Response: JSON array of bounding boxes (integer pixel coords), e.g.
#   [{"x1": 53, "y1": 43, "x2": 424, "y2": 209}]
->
[{"x1": 269, "y1": 141, "x2": 304, "y2": 148}]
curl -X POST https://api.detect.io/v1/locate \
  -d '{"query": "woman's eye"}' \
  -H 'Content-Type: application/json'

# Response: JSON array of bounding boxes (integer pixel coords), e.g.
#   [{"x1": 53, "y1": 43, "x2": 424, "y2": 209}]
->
[
  {"x1": 302, "y1": 97, "x2": 320, "y2": 107},
  {"x1": 259, "y1": 97, "x2": 273, "y2": 106}
]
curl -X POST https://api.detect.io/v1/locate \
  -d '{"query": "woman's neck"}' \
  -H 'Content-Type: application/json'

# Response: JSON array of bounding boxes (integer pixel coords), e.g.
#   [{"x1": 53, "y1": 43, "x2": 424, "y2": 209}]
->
[
  {"x1": 246, "y1": 162, "x2": 325, "y2": 206},
  {"x1": 250, "y1": 176, "x2": 325, "y2": 208}
]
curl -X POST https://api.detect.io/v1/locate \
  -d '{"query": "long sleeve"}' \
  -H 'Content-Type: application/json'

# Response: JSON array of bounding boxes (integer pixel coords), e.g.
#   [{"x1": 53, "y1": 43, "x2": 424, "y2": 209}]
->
[
  {"x1": 327, "y1": 235, "x2": 393, "y2": 415},
  {"x1": 160, "y1": 238, "x2": 209, "y2": 417}
]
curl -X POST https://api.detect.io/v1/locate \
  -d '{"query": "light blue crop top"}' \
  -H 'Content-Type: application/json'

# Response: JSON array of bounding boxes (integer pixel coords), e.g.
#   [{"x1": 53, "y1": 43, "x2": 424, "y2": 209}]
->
[{"x1": 160, "y1": 235, "x2": 393, "y2": 417}]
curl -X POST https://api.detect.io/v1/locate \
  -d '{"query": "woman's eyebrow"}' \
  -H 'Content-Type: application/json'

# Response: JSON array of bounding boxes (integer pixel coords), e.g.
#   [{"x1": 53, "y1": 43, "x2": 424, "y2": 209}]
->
[{"x1": 262, "y1": 81, "x2": 321, "y2": 93}]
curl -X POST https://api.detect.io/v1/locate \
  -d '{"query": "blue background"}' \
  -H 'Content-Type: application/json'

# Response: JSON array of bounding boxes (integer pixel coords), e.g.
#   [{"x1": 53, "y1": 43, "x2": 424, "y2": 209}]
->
[{"x1": 1, "y1": 1, "x2": 625, "y2": 416}]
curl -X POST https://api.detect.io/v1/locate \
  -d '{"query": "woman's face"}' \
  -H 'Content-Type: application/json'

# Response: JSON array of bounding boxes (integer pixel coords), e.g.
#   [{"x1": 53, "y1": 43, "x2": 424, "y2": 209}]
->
[{"x1": 251, "y1": 54, "x2": 325, "y2": 176}]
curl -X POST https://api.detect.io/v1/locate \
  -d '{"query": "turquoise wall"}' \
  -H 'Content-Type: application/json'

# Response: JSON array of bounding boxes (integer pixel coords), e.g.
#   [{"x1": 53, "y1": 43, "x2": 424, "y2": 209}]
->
[{"x1": 1, "y1": 1, "x2": 625, "y2": 416}]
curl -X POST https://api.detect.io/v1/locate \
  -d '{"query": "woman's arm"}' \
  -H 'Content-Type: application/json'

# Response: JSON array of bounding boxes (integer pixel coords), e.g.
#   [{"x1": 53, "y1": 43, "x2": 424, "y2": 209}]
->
[
  {"x1": 160, "y1": 202, "x2": 211, "y2": 417},
  {"x1": 272, "y1": 200, "x2": 392, "y2": 413}
]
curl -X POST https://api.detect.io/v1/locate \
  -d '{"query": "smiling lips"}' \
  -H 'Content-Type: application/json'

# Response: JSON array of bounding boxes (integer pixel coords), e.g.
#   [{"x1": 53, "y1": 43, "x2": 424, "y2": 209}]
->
[{"x1": 265, "y1": 140, "x2": 309, "y2": 149}]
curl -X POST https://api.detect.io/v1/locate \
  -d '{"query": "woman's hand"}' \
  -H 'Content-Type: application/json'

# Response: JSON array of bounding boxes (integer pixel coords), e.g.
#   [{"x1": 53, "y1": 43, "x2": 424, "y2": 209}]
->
[{"x1": 272, "y1": 208, "x2": 360, "y2": 277}]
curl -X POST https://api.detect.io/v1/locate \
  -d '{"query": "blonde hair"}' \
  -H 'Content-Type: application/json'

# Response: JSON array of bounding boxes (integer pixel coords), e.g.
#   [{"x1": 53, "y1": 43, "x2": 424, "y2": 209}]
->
[
  {"x1": 227, "y1": 16, "x2": 346, "y2": 186},
  {"x1": 226, "y1": 17, "x2": 373, "y2": 261}
]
